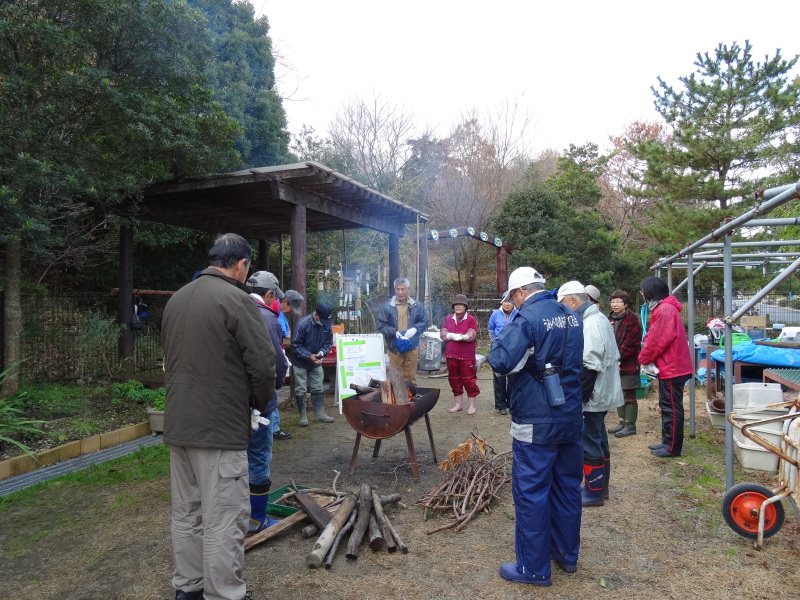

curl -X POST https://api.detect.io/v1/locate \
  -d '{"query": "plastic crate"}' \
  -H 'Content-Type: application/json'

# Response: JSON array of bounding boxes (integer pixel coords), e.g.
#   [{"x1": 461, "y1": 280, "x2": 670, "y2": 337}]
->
[{"x1": 267, "y1": 484, "x2": 309, "y2": 518}]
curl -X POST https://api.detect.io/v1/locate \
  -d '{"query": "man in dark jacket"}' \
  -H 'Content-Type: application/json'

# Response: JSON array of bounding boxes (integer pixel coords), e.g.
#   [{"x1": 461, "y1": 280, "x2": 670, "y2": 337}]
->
[
  {"x1": 162, "y1": 233, "x2": 276, "y2": 600},
  {"x1": 246, "y1": 271, "x2": 290, "y2": 535},
  {"x1": 488, "y1": 266, "x2": 584, "y2": 587},
  {"x1": 290, "y1": 304, "x2": 334, "y2": 425},
  {"x1": 376, "y1": 277, "x2": 429, "y2": 384}
]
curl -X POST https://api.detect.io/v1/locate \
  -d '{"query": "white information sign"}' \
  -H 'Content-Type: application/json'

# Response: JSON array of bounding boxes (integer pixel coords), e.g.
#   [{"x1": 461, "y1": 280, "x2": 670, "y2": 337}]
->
[{"x1": 334, "y1": 334, "x2": 386, "y2": 411}]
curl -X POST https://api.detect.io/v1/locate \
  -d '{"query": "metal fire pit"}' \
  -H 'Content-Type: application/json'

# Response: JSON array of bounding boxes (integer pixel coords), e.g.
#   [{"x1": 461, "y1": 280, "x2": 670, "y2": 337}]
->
[{"x1": 343, "y1": 386, "x2": 440, "y2": 482}]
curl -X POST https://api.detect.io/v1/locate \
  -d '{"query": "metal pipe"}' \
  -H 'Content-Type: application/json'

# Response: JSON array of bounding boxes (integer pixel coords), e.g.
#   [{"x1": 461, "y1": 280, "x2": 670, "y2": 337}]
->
[
  {"x1": 742, "y1": 218, "x2": 800, "y2": 228},
  {"x1": 671, "y1": 262, "x2": 707, "y2": 294},
  {"x1": 694, "y1": 240, "x2": 800, "y2": 249},
  {"x1": 687, "y1": 252, "x2": 696, "y2": 438},
  {"x1": 725, "y1": 255, "x2": 800, "y2": 323},
  {"x1": 669, "y1": 260, "x2": 798, "y2": 268},
  {"x1": 723, "y1": 226, "x2": 735, "y2": 490},
  {"x1": 761, "y1": 182, "x2": 799, "y2": 201},
  {"x1": 650, "y1": 180, "x2": 800, "y2": 269}
]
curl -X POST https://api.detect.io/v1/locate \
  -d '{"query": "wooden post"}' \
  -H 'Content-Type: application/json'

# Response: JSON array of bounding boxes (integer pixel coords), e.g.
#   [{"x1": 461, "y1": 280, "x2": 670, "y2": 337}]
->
[
  {"x1": 389, "y1": 233, "x2": 400, "y2": 290},
  {"x1": 345, "y1": 483, "x2": 374, "y2": 560},
  {"x1": 118, "y1": 225, "x2": 135, "y2": 378},
  {"x1": 306, "y1": 495, "x2": 357, "y2": 568},
  {"x1": 418, "y1": 230, "x2": 429, "y2": 312},
  {"x1": 497, "y1": 245, "x2": 509, "y2": 296},
  {"x1": 258, "y1": 239, "x2": 269, "y2": 271},
  {"x1": 291, "y1": 202, "x2": 307, "y2": 314},
  {"x1": 368, "y1": 514, "x2": 384, "y2": 550}
]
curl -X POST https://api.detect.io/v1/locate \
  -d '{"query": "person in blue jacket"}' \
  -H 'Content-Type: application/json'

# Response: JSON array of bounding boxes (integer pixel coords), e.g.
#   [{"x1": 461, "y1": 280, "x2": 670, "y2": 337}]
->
[
  {"x1": 488, "y1": 266, "x2": 584, "y2": 587},
  {"x1": 488, "y1": 299, "x2": 519, "y2": 414}
]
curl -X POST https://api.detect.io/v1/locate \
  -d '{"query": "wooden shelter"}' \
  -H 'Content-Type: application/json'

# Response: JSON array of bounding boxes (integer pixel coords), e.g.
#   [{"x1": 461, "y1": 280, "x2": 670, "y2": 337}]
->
[{"x1": 117, "y1": 161, "x2": 427, "y2": 373}]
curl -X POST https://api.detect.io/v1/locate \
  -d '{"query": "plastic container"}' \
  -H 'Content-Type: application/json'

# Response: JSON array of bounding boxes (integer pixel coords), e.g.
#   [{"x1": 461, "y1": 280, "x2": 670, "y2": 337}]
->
[
  {"x1": 267, "y1": 484, "x2": 309, "y2": 519},
  {"x1": 705, "y1": 402, "x2": 725, "y2": 429},
  {"x1": 733, "y1": 437, "x2": 779, "y2": 472},
  {"x1": 418, "y1": 332, "x2": 443, "y2": 371},
  {"x1": 733, "y1": 424, "x2": 783, "y2": 449},
  {"x1": 732, "y1": 382, "x2": 783, "y2": 409}
]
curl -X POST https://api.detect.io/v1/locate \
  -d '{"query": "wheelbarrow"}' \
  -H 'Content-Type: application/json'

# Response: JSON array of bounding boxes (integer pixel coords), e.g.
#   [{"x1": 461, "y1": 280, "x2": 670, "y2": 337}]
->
[
  {"x1": 722, "y1": 399, "x2": 800, "y2": 549},
  {"x1": 343, "y1": 386, "x2": 440, "y2": 482}
]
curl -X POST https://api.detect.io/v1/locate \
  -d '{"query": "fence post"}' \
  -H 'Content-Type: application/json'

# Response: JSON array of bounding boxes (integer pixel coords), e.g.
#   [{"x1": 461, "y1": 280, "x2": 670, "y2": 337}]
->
[{"x1": 118, "y1": 225, "x2": 135, "y2": 378}]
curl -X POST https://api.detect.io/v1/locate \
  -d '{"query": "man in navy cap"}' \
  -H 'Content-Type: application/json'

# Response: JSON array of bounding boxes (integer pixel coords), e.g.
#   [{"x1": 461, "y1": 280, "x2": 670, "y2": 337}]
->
[{"x1": 290, "y1": 304, "x2": 335, "y2": 424}]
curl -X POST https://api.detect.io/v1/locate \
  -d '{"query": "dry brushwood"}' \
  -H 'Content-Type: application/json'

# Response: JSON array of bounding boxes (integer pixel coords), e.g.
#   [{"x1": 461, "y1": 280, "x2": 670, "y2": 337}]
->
[{"x1": 416, "y1": 433, "x2": 511, "y2": 534}]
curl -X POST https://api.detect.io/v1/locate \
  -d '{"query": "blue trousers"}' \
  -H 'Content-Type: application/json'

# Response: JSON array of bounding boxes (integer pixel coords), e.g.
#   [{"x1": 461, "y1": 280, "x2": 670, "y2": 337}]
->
[
  {"x1": 492, "y1": 370, "x2": 509, "y2": 411},
  {"x1": 512, "y1": 438, "x2": 583, "y2": 579},
  {"x1": 582, "y1": 410, "x2": 609, "y2": 461},
  {"x1": 247, "y1": 419, "x2": 274, "y2": 485},
  {"x1": 270, "y1": 407, "x2": 281, "y2": 433}
]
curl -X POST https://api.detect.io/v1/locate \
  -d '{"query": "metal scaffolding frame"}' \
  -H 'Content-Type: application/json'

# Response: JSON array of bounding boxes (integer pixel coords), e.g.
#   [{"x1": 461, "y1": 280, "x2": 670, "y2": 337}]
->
[{"x1": 649, "y1": 181, "x2": 800, "y2": 489}]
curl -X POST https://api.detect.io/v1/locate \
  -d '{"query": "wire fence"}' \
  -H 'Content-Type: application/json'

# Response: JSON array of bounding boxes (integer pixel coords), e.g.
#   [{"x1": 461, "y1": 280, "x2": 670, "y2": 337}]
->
[{"x1": 3, "y1": 288, "x2": 799, "y2": 384}]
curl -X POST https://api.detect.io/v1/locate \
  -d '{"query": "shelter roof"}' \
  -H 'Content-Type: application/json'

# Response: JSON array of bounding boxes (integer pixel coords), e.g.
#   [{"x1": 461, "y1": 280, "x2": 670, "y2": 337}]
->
[{"x1": 140, "y1": 161, "x2": 427, "y2": 240}]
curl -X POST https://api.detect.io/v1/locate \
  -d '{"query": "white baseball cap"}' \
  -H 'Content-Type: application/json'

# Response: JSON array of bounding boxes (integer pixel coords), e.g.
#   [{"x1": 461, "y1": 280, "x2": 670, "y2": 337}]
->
[
  {"x1": 585, "y1": 284, "x2": 601, "y2": 303},
  {"x1": 557, "y1": 280, "x2": 586, "y2": 301},
  {"x1": 501, "y1": 267, "x2": 546, "y2": 302}
]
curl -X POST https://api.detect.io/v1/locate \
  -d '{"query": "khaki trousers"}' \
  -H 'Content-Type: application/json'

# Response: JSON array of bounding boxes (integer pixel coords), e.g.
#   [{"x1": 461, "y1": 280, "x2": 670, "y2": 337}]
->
[
  {"x1": 169, "y1": 445, "x2": 249, "y2": 600},
  {"x1": 388, "y1": 348, "x2": 419, "y2": 383}
]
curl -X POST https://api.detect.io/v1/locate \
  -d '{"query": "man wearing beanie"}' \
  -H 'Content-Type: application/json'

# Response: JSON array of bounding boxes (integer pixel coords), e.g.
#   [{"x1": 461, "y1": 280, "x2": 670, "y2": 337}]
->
[{"x1": 290, "y1": 304, "x2": 335, "y2": 424}]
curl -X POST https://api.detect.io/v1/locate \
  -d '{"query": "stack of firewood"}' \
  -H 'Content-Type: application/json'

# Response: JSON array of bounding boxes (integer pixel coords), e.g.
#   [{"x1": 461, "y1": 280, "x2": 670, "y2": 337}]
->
[
  {"x1": 306, "y1": 482, "x2": 407, "y2": 569},
  {"x1": 348, "y1": 366, "x2": 418, "y2": 404}
]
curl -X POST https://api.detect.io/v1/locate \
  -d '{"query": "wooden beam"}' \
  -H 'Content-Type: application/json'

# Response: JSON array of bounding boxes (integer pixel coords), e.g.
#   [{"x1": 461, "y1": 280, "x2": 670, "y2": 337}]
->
[{"x1": 389, "y1": 234, "x2": 400, "y2": 288}]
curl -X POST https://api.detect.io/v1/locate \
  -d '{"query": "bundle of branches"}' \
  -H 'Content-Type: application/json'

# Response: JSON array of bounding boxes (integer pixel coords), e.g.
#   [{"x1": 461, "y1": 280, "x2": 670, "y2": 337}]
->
[{"x1": 416, "y1": 433, "x2": 511, "y2": 534}]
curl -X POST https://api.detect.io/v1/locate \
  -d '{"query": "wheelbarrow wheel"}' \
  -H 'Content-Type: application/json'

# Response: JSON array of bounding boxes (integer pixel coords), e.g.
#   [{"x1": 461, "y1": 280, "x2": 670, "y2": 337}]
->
[{"x1": 722, "y1": 483, "x2": 784, "y2": 540}]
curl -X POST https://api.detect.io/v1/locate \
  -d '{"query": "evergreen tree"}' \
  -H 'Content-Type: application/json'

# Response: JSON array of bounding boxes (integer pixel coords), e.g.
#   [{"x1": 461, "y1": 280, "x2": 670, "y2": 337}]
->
[
  {"x1": 189, "y1": 0, "x2": 290, "y2": 168},
  {"x1": 627, "y1": 41, "x2": 800, "y2": 248}
]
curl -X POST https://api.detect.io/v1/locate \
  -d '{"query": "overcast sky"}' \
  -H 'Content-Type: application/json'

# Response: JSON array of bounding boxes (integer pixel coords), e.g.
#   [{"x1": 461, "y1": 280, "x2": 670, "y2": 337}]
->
[{"x1": 252, "y1": 1, "x2": 799, "y2": 155}]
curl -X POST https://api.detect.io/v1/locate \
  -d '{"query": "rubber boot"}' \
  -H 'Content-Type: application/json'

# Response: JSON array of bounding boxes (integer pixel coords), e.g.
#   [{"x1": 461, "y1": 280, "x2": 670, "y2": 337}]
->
[
  {"x1": 247, "y1": 480, "x2": 279, "y2": 536},
  {"x1": 312, "y1": 393, "x2": 334, "y2": 423},
  {"x1": 602, "y1": 457, "x2": 610, "y2": 500},
  {"x1": 467, "y1": 396, "x2": 477, "y2": 415},
  {"x1": 581, "y1": 458, "x2": 605, "y2": 507},
  {"x1": 449, "y1": 394, "x2": 463, "y2": 413},
  {"x1": 608, "y1": 406, "x2": 625, "y2": 433},
  {"x1": 615, "y1": 404, "x2": 638, "y2": 438},
  {"x1": 298, "y1": 399, "x2": 309, "y2": 427}
]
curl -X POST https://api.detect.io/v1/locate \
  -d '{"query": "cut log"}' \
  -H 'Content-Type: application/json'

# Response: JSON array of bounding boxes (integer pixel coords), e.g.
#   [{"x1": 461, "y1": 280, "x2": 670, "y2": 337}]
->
[
  {"x1": 295, "y1": 491, "x2": 333, "y2": 530},
  {"x1": 371, "y1": 487, "x2": 397, "y2": 552},
  {"x1": 381, "y1": 514, "x2": 408, "y2": 554},
  {"x1": 301, "y1": 523, "x2": 319, "y2": 539},
  {"x1": 380, "y1": 379, "x2": 392, "y2": 404},
  {"x1": 349, "y1": 383, "x2": 377, "y2": 395},
  {"x1": 368, "y1": 378, "x2": 383, "y2": 388},
  {"x1": 387, "y1": 366, "x2": 410, "y2": 406},
  {"x1": 346, "y1": 483, "x2": 374, "y2": 560},
  {"x1": 324, "y1": 507, "x2": 358, "y2": 569},
  {"x1": 368, "y1": 514, "x2": 384, "y2": 551},
  {"x1": 245, "y1": 495, "x2": 335, "y2": 551},
  {"x1": 306, "y1": 495, "x2": 357, "y2": 568}
]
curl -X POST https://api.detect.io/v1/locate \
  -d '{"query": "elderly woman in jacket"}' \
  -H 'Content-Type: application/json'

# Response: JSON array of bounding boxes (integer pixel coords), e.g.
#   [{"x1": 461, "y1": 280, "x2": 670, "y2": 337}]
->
[
  {"x1": 638, "y1": 277, "x2": 693, "y2": 458},
  {"x1": 440, "y1": 294, "x2": 480, "y2": 414},
  {"x1": 607, "y1": 290, "x2": 643, "y2": 438}
]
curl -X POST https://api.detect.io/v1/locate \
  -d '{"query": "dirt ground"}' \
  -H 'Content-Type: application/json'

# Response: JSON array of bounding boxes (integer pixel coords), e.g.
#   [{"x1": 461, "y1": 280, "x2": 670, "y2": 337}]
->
[{"x1": 1, "y1": 369, "x2": 799, "y2": 600}]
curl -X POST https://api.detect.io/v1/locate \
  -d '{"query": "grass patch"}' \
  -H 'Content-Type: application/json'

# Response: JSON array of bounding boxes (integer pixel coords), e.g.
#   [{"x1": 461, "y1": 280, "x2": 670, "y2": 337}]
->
[{"x1": 0, "y1": 444, "x2": 169, "y2": 512}]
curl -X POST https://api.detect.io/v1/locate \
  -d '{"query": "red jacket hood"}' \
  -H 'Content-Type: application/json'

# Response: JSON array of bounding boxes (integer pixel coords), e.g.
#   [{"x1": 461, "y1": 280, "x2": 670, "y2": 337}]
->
[{"x1": 660, "y1": 296, "x2": 683, "y2": 313}]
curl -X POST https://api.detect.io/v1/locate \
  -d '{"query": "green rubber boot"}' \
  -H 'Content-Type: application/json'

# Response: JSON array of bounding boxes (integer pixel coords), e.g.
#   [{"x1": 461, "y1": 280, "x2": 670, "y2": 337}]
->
[
  {"x1": 608, "y1": 406, "x2": 625, "y2": 433},
  {"x1": 615, "y1": 404, "x2": 638, "y2": 438}
]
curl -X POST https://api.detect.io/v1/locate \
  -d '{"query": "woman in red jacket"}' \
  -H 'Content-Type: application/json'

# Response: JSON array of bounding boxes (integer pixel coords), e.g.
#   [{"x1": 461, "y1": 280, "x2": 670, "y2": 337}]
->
[
  {"x1": 440, "y1": 294, "x2": 480, "y2": 414},
  {"x1": 638, "y1": 277, "x2": 694, "y2": 457}
]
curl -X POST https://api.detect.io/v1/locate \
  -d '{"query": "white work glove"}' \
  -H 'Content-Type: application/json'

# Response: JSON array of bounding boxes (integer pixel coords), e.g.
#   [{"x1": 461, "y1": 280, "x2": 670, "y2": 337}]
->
[
  {"x1": 250, "y1": 409, "x2": 270, "y2": 431},
  {"x1": 396, "y1": 331, "x2": 402, "y2": 339},
  {"x1": 283, "y1": 351, "x2": 291, "y2": 378},
  {"x1": 446, "y1": 332, "x2": 458, "y2": 340},
  {"x1": 406, "y1": 327, "x2": 417, "y2": 339},
  {"x1": 642, "y1": 363, "x2": 660, "y2": 377}
]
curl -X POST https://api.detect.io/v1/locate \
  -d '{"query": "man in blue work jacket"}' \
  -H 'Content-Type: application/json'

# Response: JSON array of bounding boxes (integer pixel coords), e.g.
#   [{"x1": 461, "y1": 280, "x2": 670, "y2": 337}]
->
[{"x1": 488, "y1": 266, "x2": 584, "y2": 587}]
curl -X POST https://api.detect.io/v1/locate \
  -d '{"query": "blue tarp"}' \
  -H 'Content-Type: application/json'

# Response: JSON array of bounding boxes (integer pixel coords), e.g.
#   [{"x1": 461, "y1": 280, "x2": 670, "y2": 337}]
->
[{"x1": 710, "y1": 341, "x2": 800, "y2": 368}]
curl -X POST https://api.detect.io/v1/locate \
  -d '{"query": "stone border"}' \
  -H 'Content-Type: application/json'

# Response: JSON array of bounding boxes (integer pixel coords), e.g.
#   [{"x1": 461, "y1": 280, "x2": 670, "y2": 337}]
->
[{"x1": 0, "y1": 421, "x2": 152, "y2": 482}]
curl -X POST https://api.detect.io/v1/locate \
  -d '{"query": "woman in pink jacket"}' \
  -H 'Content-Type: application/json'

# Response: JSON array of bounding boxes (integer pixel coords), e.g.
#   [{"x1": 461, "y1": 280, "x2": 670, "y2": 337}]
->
[
  {"x1": 440, "y1": 294, "x2": 480, "y2": 414},
  {"x1": 638, "y1": 277, "x2": 694, "y2": 457}
]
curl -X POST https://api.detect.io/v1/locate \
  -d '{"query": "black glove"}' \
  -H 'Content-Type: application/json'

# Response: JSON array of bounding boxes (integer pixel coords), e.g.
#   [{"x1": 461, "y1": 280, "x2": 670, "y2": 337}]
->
[{"x1": 579, "y1": 369, "x2": 599, "y2": 403}]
